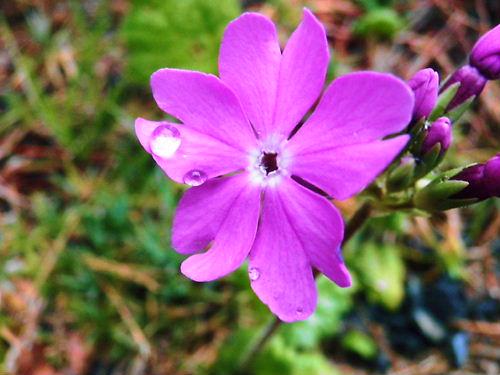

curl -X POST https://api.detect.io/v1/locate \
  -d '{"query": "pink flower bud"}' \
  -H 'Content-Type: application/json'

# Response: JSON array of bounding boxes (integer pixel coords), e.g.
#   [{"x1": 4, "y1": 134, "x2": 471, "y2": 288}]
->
[
  {"x1": 470, "y1": 24, "x2": 500, "y2": 80},
  {"x1": 407, "y1": 68, "x2": 439, "y2": 121},
  {"x1": 452, "y1": 154, "x2": 500, "y2": 200},
  {"x1": 441, "y1": 65, "x2": 487, "y2": 111},
  {"x1": 421, "y1": 117, "x2": 452, "y2": 155}
]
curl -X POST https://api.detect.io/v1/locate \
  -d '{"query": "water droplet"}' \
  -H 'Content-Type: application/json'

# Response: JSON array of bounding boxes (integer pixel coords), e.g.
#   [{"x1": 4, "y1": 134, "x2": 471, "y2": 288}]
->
[
  {"x1": 248, "y1": 267, "x2": 260, "y2": 281},
  {"x1": 183, "y1": 170, "x2": 208, "y2": 186},
  {"x1": 149, "y1": 124, "x2": 181, "y2": 158},
  {"x1": 296, "y1": 307, "x2": 304, "y2": 316}
]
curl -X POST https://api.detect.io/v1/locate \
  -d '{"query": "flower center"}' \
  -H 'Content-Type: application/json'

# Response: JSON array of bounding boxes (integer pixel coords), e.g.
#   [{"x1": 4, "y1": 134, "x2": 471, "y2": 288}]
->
[
  {"x1": 247, "y1": 135, "x2": 291, "y2": 187},
  {"x1": 260, "y1": 152, "x2": 279, "y2": 175}
]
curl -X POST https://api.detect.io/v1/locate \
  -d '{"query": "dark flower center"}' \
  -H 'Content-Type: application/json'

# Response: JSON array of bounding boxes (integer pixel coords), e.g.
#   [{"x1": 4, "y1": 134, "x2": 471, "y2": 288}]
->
[{"x1": 260, "y1": 152, "x2": 279, "y2": 175}]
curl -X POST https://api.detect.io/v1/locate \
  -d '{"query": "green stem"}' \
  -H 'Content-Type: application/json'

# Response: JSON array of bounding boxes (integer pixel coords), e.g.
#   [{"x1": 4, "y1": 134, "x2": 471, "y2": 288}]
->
[
  {"x1": 237, "y1": 201, "x2": 373, "y2": 374},
  {"x1": 343, "y1": 201, "x2": 373, "y2": 243},
  {"x1": 237, "y1": 317, "x2": 282, "y2": 374}
]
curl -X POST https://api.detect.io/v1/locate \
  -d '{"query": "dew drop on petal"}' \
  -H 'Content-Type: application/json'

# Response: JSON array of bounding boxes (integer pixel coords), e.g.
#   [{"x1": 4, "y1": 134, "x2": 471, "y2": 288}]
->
[
  {"x1": 183, "y1": 170, "x2": 208, "y2": 186},
  {"x1": 296, "y1": 307, "x2": 304, "y2": 316},
  {"x1": 248, "y1": 267, "x2": 260, "y2": 281},
  {"x1": 149, "y1": 124, "x2": 181, "y2": 158}
]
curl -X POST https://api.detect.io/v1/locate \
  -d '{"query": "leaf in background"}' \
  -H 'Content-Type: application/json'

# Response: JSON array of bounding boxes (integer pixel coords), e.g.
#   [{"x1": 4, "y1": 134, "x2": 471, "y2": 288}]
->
[
  {"x1": 279, "y1": 276, "x2": 354, "y2": 350},
  {"x1": 353, "y1": 8, "x2": 405, "y2": 40},
  {"x1": 253, "y1": 337, "x2": 340, "y2": 375},
  {"x1": 356, "y1": 244, "x2": 406, "y2": 310},
  {"x1": 341, "y1": 330, "x2": 378, "y2": 360},
  {"x1": 120, "y1": 0, "x2": 241, "y2": 86}
]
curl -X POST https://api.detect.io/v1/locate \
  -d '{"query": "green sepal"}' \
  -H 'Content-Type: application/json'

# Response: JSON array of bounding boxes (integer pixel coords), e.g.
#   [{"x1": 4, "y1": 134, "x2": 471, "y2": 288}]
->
[
  {"x1": 409, "y1": 120, "x2": 428, "y2": 154},
  {"x1": 409, "y1": 118, "x2": 426, "y2": 138},
  {"x1": 387, "y1": 158, "x2": 415, "y2": 192},
  {"x1": 435, "y1": 165, "x2": 474, "y2": 181},
  {"x1": 414, "y1": 180, "x2": 470, "y2": 211},
  {"x1": 448, "y1": 96, "x2": 475, "y2": 122},
  {"x1": 413, "y1": 143, "x2": 441, "y2": 179},
  {"x1": 438, "y1": 197, "x2": 478, "y2": 210},
  {"x1": 428, "y1": 180, "x2": 469, "y2": 198},
  {"x1": 429, "y1": 82, "x2": 460, "y2": 121}
]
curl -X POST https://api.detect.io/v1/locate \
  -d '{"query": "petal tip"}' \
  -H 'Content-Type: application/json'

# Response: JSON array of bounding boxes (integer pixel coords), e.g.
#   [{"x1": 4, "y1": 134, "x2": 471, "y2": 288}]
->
[
  {"x1": 134, "y1": 117, "x2": 158, "y2": 153},
  {"x1": 277, "y1": 308, "x2": 315, "y2": 323},
  {"x1": 334, "y1": 264, "x2": 353, "y2": 288},
  {"x1": 233, "y1": 11, "x2": 273, "y2": 23},
  {"x1": 301, "y1": 7, "x2": 325, "y2": 32},
  {"x1": 302, "y1": 7, "x2": 317, "y2": 21},
  {"x1": 180, "y1": 257, "x2": 209, "y2": 283}
]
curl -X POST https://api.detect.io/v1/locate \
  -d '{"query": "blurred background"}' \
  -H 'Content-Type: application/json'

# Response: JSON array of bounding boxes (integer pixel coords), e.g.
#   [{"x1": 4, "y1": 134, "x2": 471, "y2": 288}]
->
[{"x1": 1, "y1": 0, "x2": 499, "y2": 374}]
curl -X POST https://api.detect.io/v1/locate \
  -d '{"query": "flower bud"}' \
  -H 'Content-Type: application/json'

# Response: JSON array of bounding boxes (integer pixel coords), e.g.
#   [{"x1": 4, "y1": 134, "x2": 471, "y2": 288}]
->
[
  {"x1": 441, "y1": 65, "x2": 487, "y2": 111},
  {"x1": 470, "y1": 24, "x2": 500, "y2": 80},
  {"x1": 421, "y1": 117, "x2": 452, "y2": 156},
  {"x1": 407, "y1": 68, "x2": 439, "y2": 121},
  {"x1": 452, "y1": 154, "x2": 500, "y2": 200}
]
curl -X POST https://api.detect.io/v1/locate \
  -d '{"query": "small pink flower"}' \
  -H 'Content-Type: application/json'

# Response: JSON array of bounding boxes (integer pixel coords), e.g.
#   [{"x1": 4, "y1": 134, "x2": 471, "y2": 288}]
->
[{"x1": 135, "y1": 9, "x2": 414, "y2": 321}]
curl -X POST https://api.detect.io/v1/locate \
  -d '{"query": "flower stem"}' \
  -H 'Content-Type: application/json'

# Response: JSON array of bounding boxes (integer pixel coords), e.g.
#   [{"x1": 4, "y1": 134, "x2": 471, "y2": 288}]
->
[
  {"x1": 344, "y1": 201, "x2": 373, "y2": 243},
  {"x1": 236, "y1": 201, "x2": 373, "y2": 374},
  {"x1": 237, "y1": 317, "x2": 282, "y2": 374}
]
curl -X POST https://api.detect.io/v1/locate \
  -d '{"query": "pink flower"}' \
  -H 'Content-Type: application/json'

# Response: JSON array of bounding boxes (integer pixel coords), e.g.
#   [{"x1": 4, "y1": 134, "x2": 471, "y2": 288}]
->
[{"x1": 135, "y1": 9, "x2": 414, "y2": 322}]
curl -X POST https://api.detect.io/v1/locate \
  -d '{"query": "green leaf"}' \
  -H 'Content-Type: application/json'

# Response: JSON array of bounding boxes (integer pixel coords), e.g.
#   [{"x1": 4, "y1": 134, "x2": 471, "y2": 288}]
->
[
  {"x1": 280, "y1": 277, "x2": 353, "y2": 349},
  {"x1": 355, "y1": 244, "x2": 406, "y2": 310},
  {"x1": 353, "y1": 8, "x2": 405, "y2": 40},
  {"x1": 253, "y1": 337, "x2": 340, "y2": 375},
  {"x1": 341, "y1": 330, "x2": 378, "y2": 359},
  {"x1": 414, "y1": 143, "x2": 442, "y2": 179}
]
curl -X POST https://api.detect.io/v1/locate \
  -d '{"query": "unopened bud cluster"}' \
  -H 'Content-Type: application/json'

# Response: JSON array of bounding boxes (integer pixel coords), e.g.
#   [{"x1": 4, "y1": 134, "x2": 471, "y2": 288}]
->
[{"x1": 383, "y1": 25, "x2": 500, "y2": 213}]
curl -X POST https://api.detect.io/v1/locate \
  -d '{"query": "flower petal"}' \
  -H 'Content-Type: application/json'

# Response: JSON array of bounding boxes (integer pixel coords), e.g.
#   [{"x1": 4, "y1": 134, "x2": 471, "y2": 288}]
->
[
  {"x1": 219, "y1": 13, "x2": 281, "y2": 137},
  {"x1": 172, "y1": 176, "x2": 239, "y2": 254},
  {"x1": 135, "y1": 118, "x2": 246, "y2": 184},
  {"x1": 178, "y1": 174, "x2": 260, "y2": 281},
  {"x1": 250, "y1": 178, "x2": 350, "y2": 322},
  {"x1": 289, "y1": 136, "x2": 409, "y2": 200},
  {"x1": 272, "y1": 8, "x2": 329, "y2": 137},
  {"x1": 172, "y1": 174, "x2": 256, "y2": 255},
  {"x1": 278, "y1": 181, "x2": 351, "y2": 287},
  {"x1": 151, "y1": 69, "x2": 256, "y2": 149},
  {"x1": 289, "y1": 72, "x2": 414, "y2": 152}
]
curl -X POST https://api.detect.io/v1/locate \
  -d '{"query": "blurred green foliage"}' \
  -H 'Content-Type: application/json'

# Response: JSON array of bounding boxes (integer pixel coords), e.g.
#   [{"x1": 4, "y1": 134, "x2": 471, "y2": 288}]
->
[
  {"x1": 355, "y1": 243, "x2": 406, "y2": 310},
  {"x1": 341, "y1": 330, "x2": 378, "y2": 360},
  {"x1": 2, "y1": 3, "x2": 123, "y2": 158},
  {"x1": 121, "y1": 0, "x2": 241, "y2": 85},
  {"x1": 354, "y1": 0, "x2": 405, "y2": 40}
]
